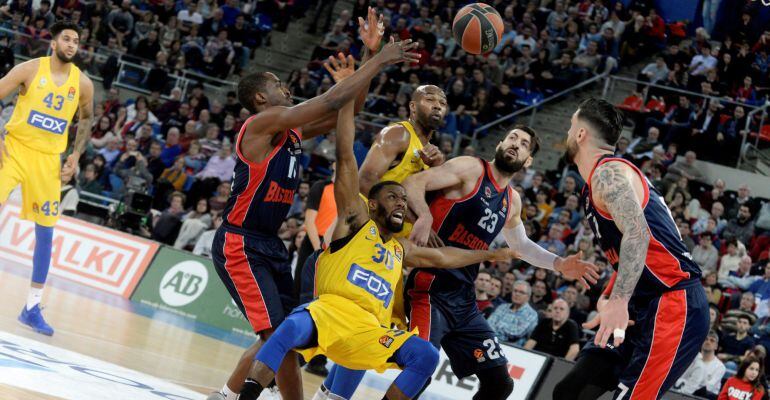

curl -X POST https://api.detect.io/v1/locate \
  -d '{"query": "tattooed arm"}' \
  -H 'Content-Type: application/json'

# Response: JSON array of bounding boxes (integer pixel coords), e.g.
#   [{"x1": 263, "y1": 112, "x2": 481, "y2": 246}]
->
[{"x1": 587, "y1": 161, "x2": 650, "y2": 347}]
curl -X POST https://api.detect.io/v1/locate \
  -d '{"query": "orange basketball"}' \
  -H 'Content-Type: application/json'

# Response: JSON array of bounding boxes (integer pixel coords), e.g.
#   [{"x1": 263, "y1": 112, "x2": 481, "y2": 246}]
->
[{"x1": 452, "y1": 3, "x2": 504, "y2": 55}]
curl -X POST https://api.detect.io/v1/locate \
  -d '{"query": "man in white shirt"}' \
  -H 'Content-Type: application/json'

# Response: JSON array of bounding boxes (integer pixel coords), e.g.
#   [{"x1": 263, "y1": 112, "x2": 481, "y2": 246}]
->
[
  {"x1": 689, "y1": 44, "x2": 717, "y2": 77},
  {"x1": 193, "y1": 214, "x2": 223, "y2": 258},
  {"x1": 513, "y1": 26, "x2": 538, "y2": 53},
  {"x1": 674, "y1": 331, "x2": 725, "y2": 397}
]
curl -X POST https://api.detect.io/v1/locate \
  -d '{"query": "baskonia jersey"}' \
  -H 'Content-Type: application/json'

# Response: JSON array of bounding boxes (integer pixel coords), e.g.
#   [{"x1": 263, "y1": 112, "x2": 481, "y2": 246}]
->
[
  {"x1": 379, "y1": 120, "x2": 429, "y2": 184},
  {"x1": 315, "y1": 219, "x2": 405, "y2": 326},
  {"x1": 425, "y1": 158, "x2": 513, "y2": 300},
  {"x1": 582, "y1": 155, "x2": 702, "y2": 297},
  {"x1": 5, "y1": 57, "x2": 81, "y2": 154},
  {"x1": 222, "y1": 117, "x2": 302, "y2": 236}
]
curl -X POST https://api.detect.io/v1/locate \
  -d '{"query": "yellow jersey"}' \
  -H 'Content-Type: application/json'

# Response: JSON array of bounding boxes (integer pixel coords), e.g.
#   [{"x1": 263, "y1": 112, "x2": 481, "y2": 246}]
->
[
  {"x1": 379, "y1": 121, "x2": 428, "y2": 184},
  {"x1": 315, "y1": 219, "x2": 405, "y2": 326},
  {"x1": 5, "y1": 57, "x2": 81, "y2": 154}
]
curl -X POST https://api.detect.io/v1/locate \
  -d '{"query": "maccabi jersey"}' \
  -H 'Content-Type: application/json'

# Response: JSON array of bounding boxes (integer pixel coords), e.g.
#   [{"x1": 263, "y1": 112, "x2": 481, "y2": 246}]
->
[
  {"x1": 315, "y1": 219, "x2": 405, "y2": 326},
  {"x1": 582, "y1": 155, "x2": 701, "y2": 297},
  {"x1": 5, "y1": 57, "x2": 81, "y2": 154},
  {"x1": 379, "y1": 121, "x2": 429, "y2": 184},
  {"x1": 222, "y1": 116, "x2": 302, "y2": 236},
  {"x1": 425, "y1": 158, "x2": 513, "y2": 297}
]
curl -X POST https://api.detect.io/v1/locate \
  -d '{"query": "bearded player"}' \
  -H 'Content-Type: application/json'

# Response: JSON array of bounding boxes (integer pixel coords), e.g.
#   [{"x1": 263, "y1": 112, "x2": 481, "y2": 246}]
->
[
  {"x1": 206, "y1": 8, "x2": 421, "y2": 398},
  {"x1": 0, "y1": 21, "x2": 94, "y2": 336},
  {"x1": 244, "y1": 81, "x2": 518, "y2": 400},
  {"x1": 403, "y1": 126, "x2": 600, "y2": 399},
  {"x1": 553, "y1": 99, "x2": 708, "y2": 400}
]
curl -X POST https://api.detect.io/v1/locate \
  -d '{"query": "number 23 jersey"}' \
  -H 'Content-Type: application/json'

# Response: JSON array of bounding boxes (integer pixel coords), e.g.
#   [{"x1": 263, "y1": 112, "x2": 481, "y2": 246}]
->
[
  {"x1": 5, "y1": 57, "x2": 81, "y2": 154},
  {"x1": 314, "y1": 219, "x2": 405, "y2": 326}
]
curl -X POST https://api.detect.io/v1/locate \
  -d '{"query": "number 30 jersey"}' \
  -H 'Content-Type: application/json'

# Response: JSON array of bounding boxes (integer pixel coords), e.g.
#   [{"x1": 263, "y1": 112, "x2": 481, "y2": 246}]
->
[
  {"x1": 582, "y1": 156, "x2": 702, "y2": 298},
  {"x1": 315, "y1": 219, "x2": 405, "y2": 326},
  {"x1": 423, "y1": 158, "x2": 513, "y2": 299},
  {"x1": 5, "y1": 57, "x2": 81, "y2": 154}
]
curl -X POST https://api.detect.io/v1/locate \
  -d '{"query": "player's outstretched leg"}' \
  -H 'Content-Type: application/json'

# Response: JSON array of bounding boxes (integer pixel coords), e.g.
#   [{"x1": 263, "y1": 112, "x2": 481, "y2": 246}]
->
[
  {"x1": 472, "y1": 365, "x2": 513, "y2": 400},
  {"x1": 246, "y1": 311, "x2": 317, "y2": 397},
  {"x1": 383, "y1": 336, "x2": 440, "y2": 400},
  {"x1": 18, "y1": 223, "x2": 54, "y2": 336}
]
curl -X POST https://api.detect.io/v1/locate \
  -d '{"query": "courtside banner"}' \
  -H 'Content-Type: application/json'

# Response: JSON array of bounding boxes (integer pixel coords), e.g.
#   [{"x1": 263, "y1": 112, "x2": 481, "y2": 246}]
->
[
  {"x1": 0, "y1": 204, "x2": 158, "y2": 298},
  {"x1": 363, "y1": 343, "x2": 549, "y2": 399},
  {"x1": 130, "y1": 247, "x2": 256, "y2": 338}
]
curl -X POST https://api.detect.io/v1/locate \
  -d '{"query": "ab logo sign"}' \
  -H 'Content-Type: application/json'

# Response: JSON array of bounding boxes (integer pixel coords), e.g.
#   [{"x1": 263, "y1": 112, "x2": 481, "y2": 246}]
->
[{"x1": 159, "y1": 261, "x2": 208, "y2": 307}]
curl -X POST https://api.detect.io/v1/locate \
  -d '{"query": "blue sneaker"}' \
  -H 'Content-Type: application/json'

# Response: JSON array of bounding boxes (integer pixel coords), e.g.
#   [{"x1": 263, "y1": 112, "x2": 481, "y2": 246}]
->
[{"x1": 18, "y1": 305, "x2": 54, "y2": 336}]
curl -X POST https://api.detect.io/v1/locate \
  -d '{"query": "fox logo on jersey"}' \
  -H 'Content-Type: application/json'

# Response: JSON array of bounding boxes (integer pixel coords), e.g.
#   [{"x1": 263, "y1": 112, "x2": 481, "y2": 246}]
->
[
  {"x1": 347, "y1": 264, "x2": 393, "y2": 308},
  {"x1": 27, "y1": 111, "x2": 67, "y2": 134}
]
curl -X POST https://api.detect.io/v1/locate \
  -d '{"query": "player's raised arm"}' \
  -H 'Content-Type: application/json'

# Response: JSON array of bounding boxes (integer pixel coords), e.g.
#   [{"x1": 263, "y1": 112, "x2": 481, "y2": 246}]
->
[
  {"x1": 329, "y1": 97, "x2": 369, "y2": 241},
  {"x1": 591, "y1": 161, "x2": 650, "y2": 347},
  {"x1": 247, "y1": 37, "x2": 419, "y2": 139},
  {"x1": 398, "y1": 237, "x2": 517, "y2": 269},
  {"x1": 501, "y1": 189, "x2": 600, "y2": 288},
  {"x1": 358, "y1": 124, "x2": 411, "y2": 195},
  {"x1": 401, "y1": 156, "x2": 481, "y2": 245},
  {"x1": 301, "y1": 7, "x2": 385, "y2": 138}
]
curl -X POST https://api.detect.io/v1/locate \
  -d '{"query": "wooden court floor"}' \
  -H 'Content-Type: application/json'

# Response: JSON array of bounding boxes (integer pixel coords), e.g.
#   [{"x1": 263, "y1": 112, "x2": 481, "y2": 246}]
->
[{"x1": 0, "y1": 262, "x2": 385, "y2": 400}]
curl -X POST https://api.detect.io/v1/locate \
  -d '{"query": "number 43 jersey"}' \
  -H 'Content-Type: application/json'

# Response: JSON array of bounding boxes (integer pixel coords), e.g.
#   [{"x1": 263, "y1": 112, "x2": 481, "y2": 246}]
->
[
  {"x1": 5, "y1": 57, "x2": 81, "y2": 154},
  {"x1": 315, "y1": 218, "x2": 405, "y2": 326},
  {"x1": 426, "y1": 158, "x2": 513, "y2": 295},
  {"x1": 582, "y1": 156, "x2": 702, "y2": 298}
]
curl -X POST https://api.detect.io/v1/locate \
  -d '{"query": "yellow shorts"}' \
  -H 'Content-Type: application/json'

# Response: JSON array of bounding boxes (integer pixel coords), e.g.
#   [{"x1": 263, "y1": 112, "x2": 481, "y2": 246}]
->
[
  {"x1": 296, "y1": 294, "x2": 416, "y2": 373},
  {"x1": 0, "y1": 135, "x2": 61, "y2": 227}
]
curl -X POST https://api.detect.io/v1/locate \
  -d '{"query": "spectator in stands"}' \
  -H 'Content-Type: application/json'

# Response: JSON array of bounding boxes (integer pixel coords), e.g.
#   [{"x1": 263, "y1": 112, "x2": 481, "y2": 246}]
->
[
  {"x1": 665, "y1": 150, "x2": 704, "y2": 185},
  {"x1": 629, "y1": 126, "x2": 661, "y2": 156},
  {"x1": 638, "y1": 56, "x2": 669, "y2": 89},
  {"x1": 693, "y1": 202, "x2": 727, "y2": 236},
  {"x1": 723, "y1": 205, "x2": 756, "y2": 246},
  {"x1": 152, "y1": 191, "x2": 187, "y2": 244},
  {"x1": 193, "y1": 213, "x2": 222, "y2": 258},
  {"x1": 530, "y1": 279, "x2": 552, "y2": 315},
  {"x1": 79, "y1": 163, "x2": 104, "y2": 195},
  {"x1": 487, "y1": 280, "x2": 538, "y2": 346},
  {"x1": 160, "y1": 128, "x2": 183, "y2": 167},
  {"x1": 99, "y1": 137, "x2": 123, "y2": 167},
  {"x1": 538, "y1": 223, "x2": 567, "y2": 257},
  {"x1": 488, "y1": 276, "x2": 505, "y2": 309},
  {"x1": 718, "y1": 356, "x2": 765, "y2": 400},
  {"x1": 719, "y1": 240, "x2": 747, "y2": 281},
  {"x1": 719, "y1": 315, "x2": 756, "y2": 369},
  {"x1": 524, "y1": 298, "x2": 580, "y2": 361},
  {"x1": 561, "y1": 285, "x2": 588, "y2": 326},
  {"x1": 107, "y1": 0, "x2": 135, "y2": 48},
  {"x1": 674, "y1": 331, "x2": 726, "y2": 397},
  {"x1": 693, "y1": 233, "x2": 719, "y2": 275},
  {"x1": 187, "y1": 143, "x2": 235, "y2": 205},
  {"x1": 174, "y1": 198, "x2": 213, "y2": 250},
  {"x1": 475, "y1": 270, "x2": 493, "y2": 314}
]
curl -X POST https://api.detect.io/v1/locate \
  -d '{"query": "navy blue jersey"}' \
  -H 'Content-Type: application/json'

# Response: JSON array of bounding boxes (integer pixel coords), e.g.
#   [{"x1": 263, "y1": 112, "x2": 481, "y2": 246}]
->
[
  {"x1": 582, "y1": 156, "x2": 701, "y2": 298},
  {"x1": 424, "y1": 158, "x2": 513, "y2": 294},
  {"x1": 222, "y1": 116, "x2": 302, "y2": 236}
]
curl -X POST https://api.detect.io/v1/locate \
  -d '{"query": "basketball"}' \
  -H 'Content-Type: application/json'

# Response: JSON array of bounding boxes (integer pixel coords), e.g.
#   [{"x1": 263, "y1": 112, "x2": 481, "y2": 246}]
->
[{"x1": 452, "y1": 3, "x2": 504, "y2": 55}]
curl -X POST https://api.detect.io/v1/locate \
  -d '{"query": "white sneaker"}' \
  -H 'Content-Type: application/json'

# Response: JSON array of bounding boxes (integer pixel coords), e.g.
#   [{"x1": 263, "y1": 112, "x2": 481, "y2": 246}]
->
[{"x1": 257, "y1": 386, "x2": 282, "y2": 400}]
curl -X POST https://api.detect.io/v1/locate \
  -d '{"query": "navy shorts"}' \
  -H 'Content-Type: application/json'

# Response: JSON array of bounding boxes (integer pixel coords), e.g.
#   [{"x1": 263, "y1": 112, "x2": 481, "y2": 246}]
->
[
  {"x1": 405, "y1": 270, "x2": 507, "y2": 379},
  {"x1": 580, "y1": 284, "x2": 710, "y2": 399},
  {"x1": 298, "y1": 250, "x2": 322, "y2": 305},
  {"x1": 211, "y1": 227, "x2": 296, "y2": 334}
]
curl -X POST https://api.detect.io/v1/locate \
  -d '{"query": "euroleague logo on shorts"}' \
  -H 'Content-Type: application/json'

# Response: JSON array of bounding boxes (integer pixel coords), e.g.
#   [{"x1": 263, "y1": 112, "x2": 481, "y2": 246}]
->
[
  {"x1": 159, "y1": 261, "x2": 209, "y2": 307},
  {"x1": 379, "y1": 335, "x2": 394, "y2": 348},
  {"x1": 473, "y1": 348, "x2": 486, "y2": 363}
]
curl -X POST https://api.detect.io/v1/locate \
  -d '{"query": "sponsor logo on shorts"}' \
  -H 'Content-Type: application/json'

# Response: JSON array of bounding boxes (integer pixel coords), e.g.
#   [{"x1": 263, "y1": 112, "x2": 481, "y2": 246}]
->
[
  {"x1": 473, "y1": 349, "x2": 486, "y2": 363},
  {"x1": 379, "y1": 335, "x2": 394, "y2": 348},
  {"x1": 159, "y1": 261, "x2": 209, "y2": 306},
  {"x1": 27, "y1": 110, "x2": 67, "y2": 134}
]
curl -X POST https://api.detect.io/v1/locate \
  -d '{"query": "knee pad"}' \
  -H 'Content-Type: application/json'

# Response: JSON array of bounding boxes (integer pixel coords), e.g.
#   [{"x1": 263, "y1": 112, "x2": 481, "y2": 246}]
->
[
  {"x1": 473, "y1": 365, "x2": 513, "y2": 400},
  {"x1": 396, "y1": 337, "x2": 439, "y2": 376}
]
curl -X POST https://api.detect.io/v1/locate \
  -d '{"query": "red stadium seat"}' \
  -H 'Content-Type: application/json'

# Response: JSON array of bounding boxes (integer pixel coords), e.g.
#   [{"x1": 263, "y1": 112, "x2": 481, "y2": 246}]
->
[
  {"x1": 748, "y1": 125, "x2": 770, "y2": 143},
  {"x1": 618, "y1": 95, "x2": 644, "y2": 112}
]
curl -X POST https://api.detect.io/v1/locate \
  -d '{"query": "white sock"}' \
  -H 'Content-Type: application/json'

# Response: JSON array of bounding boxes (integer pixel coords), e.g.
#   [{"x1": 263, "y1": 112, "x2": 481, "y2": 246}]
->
[
  {"x1": 221, "y1": 384, "x2": 238, "y2": 400},
  {"x1": 27, "y1": 287, "x2": 43, "y2": 310},
  {"x1": 310, "y1": 387, "x2": 329, "y2": 400}
]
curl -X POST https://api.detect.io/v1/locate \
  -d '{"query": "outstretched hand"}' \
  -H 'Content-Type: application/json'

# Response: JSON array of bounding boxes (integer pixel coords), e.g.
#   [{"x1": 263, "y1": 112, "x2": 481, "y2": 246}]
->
[
  {"x1": 377, "y1": 36, "x2": 421, "y2": 65},
  {"x1": 358, "y1": 6, "x2": 384, "y2": 52},
  {"x1": 554, "y1": 251, "x2": 601, "y2": 289},
  {"x1": 323, "y1": 52, "x2": 357, "y2": 83}
]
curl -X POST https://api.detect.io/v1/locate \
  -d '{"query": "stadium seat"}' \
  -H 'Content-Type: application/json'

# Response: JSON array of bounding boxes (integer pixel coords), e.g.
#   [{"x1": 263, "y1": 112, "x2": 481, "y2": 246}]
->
[{"x1": 617, "y1": 94, "x2": 644, "y2": 112}]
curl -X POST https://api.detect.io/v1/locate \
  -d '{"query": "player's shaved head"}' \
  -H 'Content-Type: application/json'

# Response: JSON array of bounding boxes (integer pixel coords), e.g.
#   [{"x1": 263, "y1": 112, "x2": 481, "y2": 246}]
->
[
  {"x1": 411, "y1": 85, "x2": 444, "y2": 101},
  {"x1": 410, "y1": 85, "x2": 447, "y2": 131}
]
